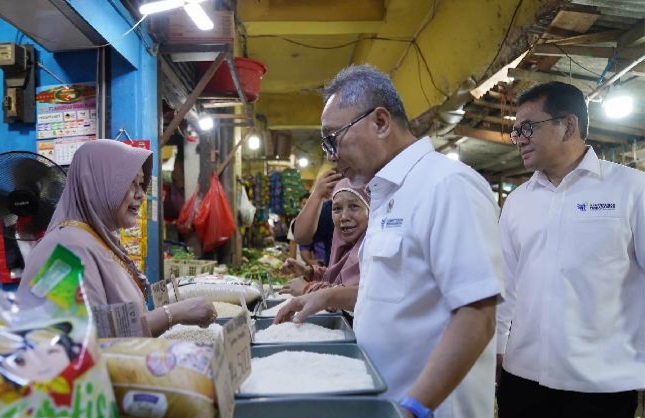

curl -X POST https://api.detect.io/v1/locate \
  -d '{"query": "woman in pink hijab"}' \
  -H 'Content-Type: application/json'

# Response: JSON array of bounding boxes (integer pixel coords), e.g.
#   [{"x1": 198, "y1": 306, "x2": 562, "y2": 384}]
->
[
  {"x1": 17, "y1": 140, "x2": 216, "y2": 336},
  {"x1": 280, "y1": 178, "x2": 370, "y2": 295}
]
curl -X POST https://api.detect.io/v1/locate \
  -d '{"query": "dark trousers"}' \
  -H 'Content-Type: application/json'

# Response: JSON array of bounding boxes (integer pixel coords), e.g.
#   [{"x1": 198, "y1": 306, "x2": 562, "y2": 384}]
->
[{"x1": 497, "y1": 369, "x2": 638, "y2": 418}]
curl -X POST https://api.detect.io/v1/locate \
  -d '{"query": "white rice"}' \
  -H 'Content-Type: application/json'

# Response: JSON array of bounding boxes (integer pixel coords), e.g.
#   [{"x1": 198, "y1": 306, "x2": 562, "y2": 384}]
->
[
  {"x1": 253, "y1": 322, "x2": 345, "y2": 343},
  {"x1": 258, "y1": 300, "x2": 327, "y2": 317},
  {"x1": 239, "y1": 350, "x2": 374, "y2": 394},
  {"x1": 212, "y1": 301, "x2": 245, "y2": 318},
  {"x1": 159, "y1": 322, "x2": 223, "y2": 345}
]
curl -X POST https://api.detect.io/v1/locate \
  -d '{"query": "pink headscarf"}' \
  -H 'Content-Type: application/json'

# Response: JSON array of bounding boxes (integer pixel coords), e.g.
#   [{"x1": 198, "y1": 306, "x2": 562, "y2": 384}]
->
[
  {"x1": 321, "y1": 178, "x2": 370, "y2": 287},
  {"x1": 47, "y1": 139, "x2": 153, "y2": 289}
]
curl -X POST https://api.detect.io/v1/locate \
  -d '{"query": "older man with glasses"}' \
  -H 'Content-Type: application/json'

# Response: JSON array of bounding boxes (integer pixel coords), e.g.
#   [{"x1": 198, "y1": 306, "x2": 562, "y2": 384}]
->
[
  {"x1": 275, "y1": 64, "x2": 503, "y2": 418},
  {"x1": 496, "y1": 81, "x2": 645, "y2": 418}
]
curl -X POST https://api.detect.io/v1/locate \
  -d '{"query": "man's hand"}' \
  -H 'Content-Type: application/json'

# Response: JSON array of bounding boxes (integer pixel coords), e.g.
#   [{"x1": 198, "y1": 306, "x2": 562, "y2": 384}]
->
[
  {"x1": 279, "y1": 277, "x2": 308, "y2": 296},
  {"x1": 312, "y1": 170, "x2": 342, "y2": 200},
  {"x1": 273, "y1": 291, "x2": 331, "y2": 324}
]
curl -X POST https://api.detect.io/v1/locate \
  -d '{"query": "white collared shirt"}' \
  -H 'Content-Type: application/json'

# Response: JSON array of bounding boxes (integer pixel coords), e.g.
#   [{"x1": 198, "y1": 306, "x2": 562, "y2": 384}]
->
[
  {"x1": 497, "y1": 146, "x2": 645, "y2": 392},
  {"x1": 354, "y1": 138, "x2": 503, "y2": 418}
]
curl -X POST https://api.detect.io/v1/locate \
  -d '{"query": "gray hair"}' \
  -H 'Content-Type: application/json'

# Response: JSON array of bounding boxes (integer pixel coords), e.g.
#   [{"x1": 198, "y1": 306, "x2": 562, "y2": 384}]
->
[{"x1": 323, "y1": 64, "x2": 410, "y2": 129}]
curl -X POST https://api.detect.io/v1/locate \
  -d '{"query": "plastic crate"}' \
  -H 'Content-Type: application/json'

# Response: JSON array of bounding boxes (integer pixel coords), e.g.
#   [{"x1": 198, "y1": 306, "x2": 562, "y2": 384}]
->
[{"x1": 164, "y1": 260, "x2": 218, "y2": 279}]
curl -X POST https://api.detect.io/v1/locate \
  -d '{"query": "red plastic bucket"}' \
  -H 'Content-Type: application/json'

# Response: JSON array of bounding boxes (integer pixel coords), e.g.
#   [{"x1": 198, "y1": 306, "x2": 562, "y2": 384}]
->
[{"x1": 197, "y1": 57, "x2": 266, "y2": 102}]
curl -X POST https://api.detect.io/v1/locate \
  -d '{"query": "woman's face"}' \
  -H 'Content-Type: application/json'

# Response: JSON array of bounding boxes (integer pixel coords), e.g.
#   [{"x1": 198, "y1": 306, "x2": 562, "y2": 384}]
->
[
  {"x1": 331, "y1": 191, "x2": 369, "y2": 243},
  {"x1": 116, "y1": 168, "x2": 145, "y2": 229}
]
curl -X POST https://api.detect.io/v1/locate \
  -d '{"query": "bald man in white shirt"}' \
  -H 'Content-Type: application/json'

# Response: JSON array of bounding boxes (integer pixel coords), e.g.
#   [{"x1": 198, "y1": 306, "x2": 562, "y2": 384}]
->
[{"x1": 496, "y1": 81, "x2": 644, "y2": 418}]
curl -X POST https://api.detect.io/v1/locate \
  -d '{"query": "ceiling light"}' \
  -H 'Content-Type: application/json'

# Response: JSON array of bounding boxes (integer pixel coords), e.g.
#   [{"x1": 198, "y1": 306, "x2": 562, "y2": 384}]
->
[
  {"x1": 183, "y1": 2, "x2": 214, "y2": 30},
  {"x1": 298, "y1": 157, "x2": 309, "y2": 168},
  {"x1": 139, "y1": 0, "x2": 183, "y2": 15},
  {"x1": 446, "y1": 152, "x2": 459, "y2": 161},
  {"x1": 198, "y1": 115, "x2": 213, "y2": 130},
  {"x1": 248, "y1": 134, "x2": 261, "y2": 150},
  {"x1": 603, "y1": 94, "x2": 633, "y2": 119}
]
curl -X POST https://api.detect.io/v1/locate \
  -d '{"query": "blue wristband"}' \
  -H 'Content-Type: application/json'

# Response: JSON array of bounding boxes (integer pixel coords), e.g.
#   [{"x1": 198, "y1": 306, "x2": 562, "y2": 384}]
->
[{"x1": 398, "y1": 396, "x2": 433, "y2": 418}]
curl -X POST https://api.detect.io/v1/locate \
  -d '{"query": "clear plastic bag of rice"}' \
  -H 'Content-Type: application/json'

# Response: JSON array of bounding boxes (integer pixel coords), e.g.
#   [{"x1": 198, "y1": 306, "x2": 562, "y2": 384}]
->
[
  {"x1": 100, "y1": 338, "x2": 219, "y2": 418},
  {"x1": 167, "y1": 275, "x2": 261, "y2": 305}
]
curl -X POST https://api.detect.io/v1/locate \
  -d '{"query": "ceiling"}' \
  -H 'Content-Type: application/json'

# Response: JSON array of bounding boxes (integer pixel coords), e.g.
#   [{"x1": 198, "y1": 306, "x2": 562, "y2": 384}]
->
[{"x1": 129, "y1": 0, "x2": 644, "y2": 179}]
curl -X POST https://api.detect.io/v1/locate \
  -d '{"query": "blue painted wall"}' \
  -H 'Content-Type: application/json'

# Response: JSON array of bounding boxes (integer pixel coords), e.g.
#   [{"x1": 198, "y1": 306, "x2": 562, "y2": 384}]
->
[{"x1": 0, "y1": 2, "x2": 160, "y2": 292}]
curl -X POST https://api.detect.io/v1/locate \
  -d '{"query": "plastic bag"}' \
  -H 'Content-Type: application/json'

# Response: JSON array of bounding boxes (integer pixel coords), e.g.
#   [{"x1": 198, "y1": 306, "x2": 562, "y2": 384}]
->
[
  {"x1": 194, "y1": 174, "x2": 236, "y2": 252},
  {"x1": 176, "y1": 189, "x2": 200, "y2": 236},
  {"x1": 0, "y1": 245, "x2": 118, "y2": 417},
  {"x1": 238, "y1": 186, "x2": 256, "y2": 227}
]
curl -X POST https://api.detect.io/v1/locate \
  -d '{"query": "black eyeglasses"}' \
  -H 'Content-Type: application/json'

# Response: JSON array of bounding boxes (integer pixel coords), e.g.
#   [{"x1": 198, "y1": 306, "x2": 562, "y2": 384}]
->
[
  {"x1": 321, "y1": 108, "x2": 376, "y2": 155},
  {"x1": 510, "y1": 116, "x2": 566, "y2": 145}
]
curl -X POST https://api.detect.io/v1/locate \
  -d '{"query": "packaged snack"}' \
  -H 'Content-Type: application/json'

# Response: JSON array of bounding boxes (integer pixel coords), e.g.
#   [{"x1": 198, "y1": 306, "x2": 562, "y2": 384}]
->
[
  {"x1": 0, "y1": 245, "x2": 118, "y2": 417},
  {"x1": 100, "y1": 338, "x2": 218, "y2": 418}
]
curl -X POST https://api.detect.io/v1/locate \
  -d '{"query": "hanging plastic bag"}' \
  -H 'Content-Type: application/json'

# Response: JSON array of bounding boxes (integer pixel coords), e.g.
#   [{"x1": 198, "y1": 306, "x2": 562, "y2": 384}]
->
[
  {"x1": 238, "y1": 186, "x2": 256, "y2": 227},
  {"x1": 177, "y1": 189, "x2": 200, "y2": 236},
  {"x1": 194, "y1": 173, "x2": 236, "y2": 252}
]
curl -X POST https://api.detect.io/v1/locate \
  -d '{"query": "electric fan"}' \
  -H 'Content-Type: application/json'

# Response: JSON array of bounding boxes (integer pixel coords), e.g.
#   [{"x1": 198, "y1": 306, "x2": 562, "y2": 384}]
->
[{"x1": 0, "y1": 151, "x2": 67, "y2": 241}]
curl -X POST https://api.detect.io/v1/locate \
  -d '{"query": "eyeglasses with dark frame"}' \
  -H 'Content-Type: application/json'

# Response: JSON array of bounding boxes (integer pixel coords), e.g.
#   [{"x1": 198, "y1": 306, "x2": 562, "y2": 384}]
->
[
  {"x1": 321, "y1": 108, "x2": 376, "y2": 155},
  {"x1": 510, "y1": 116, "x2": 566, "y2": 145}
]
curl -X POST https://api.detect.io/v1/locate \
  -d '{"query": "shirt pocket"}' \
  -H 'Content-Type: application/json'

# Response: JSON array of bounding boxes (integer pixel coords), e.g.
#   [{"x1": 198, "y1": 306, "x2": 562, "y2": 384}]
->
[{"x1": 367, "y1": 233, "x2": 405, "y2": 303}]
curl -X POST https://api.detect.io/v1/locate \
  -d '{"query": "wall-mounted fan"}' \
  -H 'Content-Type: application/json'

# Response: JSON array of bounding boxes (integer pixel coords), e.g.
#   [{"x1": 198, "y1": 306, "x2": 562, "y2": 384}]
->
[{"x1": 0, "y1": 151, "x2": 66, "y2": 242}]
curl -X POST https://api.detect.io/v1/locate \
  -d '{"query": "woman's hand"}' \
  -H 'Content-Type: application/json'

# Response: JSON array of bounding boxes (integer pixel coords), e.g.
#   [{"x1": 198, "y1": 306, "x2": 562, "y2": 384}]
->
[
  {"x1": 171, "y1": 297, "x2": 217, "y2": 328},
  {"x1": 279, "y1": 277, "x2": 308, "y2": 296},
  {"x1": 312, "y1": 170, "x2": 342, "y2": 201},
  {"x1": 279, "y1": 258, "x2": 309, "y2": 277}
]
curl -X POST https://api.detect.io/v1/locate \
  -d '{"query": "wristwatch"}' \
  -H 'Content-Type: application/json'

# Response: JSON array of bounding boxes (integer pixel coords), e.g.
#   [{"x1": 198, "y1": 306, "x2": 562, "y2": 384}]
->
[{"x1": 398, "y1": 396, "x2": 433, "y2": 418}]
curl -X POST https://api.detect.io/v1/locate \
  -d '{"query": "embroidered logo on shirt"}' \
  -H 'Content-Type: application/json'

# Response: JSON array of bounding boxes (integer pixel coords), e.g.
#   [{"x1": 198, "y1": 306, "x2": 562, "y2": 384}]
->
[
  {"x1": 576, "y1": 202, "x2": 616, "y2": 212},
  {"x1": 381, "y1": 218, "x2": 403, "y2": 228}
]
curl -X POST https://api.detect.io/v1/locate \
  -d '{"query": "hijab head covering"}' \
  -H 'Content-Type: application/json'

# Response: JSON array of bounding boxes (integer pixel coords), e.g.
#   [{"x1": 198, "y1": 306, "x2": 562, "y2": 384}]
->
[
  {"x1": 322, "y1": 178, "x2": 370, "y2": 287},
  {"x1": 48, "y1": 139, "x2": 153, "y2": 288}
]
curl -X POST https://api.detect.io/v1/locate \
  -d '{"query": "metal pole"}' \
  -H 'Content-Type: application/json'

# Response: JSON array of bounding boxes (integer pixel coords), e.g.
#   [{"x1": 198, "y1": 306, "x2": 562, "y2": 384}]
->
[{"x1": 587, "y1": 53, "x2": 645, "y2": 101}]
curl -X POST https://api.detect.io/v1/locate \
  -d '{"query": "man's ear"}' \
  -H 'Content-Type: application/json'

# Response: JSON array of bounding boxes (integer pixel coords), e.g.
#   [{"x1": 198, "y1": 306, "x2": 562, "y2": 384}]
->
[
  {"x1": 374, "y1": 107, "x2": 391, "y2": 139},
  {"x1": 563, "y1": 114, "x2": 578, "y2": 141}
]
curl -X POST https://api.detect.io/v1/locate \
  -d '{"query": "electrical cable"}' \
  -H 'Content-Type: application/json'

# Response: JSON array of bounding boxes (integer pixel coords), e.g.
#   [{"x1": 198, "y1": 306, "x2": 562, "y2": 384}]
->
[
  {"x1": 478, "y1": 0, "x2": 523, "y2": 83},
  {"x1": 414, "y1": 43, "x2": 432, "y2": 106},
  {"x1": 413, "y1": 41, "x2": 449, "y2": 98},
  {"x1": 246, "y1": 35, "x2": 409, "y2": 50},
  {"x1": 553, "y1": 44, "x2": 603, "y2": 78},
  {"x1": 37, "y1": 62, "x2": 69, "y2": 87},
  {"x1": 96, "y1": 14, "x2": 148, "y2": 48}
]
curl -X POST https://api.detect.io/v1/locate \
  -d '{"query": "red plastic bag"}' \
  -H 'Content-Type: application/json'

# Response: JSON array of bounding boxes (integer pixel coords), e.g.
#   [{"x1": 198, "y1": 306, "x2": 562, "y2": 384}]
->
[
  {"x1": 194, "y1": 173, "x2": 236, "y2": 251},
  {"x1": 176, "y1": 190, "x2": 200, "y2": 236}
]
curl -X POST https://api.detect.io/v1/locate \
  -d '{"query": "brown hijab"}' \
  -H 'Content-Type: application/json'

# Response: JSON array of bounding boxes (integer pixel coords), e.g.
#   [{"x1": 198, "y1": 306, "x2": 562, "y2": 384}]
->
[
  {"x1": 47, "y1": 139, "x2": 152, "y2": 290},
  {"x1": 320, "y1": 178, "x2": 370, "y2": 287}
]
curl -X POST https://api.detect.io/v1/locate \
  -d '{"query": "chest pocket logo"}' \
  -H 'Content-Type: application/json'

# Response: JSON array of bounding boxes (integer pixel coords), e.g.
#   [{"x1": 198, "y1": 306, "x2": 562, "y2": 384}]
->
[{"x1": 367, "y1": 233, "x2": 405, "y2": 303}]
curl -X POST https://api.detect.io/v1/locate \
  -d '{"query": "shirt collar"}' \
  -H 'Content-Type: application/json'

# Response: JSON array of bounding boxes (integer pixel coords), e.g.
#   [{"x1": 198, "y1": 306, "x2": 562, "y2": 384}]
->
[
  {"x1": 370, "y1": 137, "x2": 434, "y2": 188},
  {"x1": 526, "y1": 145, "x2": 601, "y2": 190}
]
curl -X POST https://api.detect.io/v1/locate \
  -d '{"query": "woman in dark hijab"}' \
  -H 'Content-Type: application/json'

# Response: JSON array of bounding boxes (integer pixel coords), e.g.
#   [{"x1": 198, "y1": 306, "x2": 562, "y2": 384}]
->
[{"x1": 17, "y1": 140, "x2": 216, "y2": 336}]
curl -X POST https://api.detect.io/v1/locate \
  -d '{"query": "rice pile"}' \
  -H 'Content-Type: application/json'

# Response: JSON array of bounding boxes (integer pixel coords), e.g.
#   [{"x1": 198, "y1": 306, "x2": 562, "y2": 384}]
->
[
  {"x1": 254, "y1": 322, "x2": 344, "y2": 343},
  {"x1": 258, "y1": 300, "x2": 327, "y2": 317},
  {"x1": 160, "y1": 322, "x2": 223, "y2": 345},
  {"x1": 239, "y1": 351, "x2": 374, "y2": 394},
  {"x1": 212, "y1": 301, "x2": 245, "y2": 318}
]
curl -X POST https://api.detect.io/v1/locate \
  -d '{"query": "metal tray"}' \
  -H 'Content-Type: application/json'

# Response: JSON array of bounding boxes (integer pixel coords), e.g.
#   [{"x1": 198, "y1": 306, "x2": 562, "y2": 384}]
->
[
  {"x1": 253, "y1": 298, "x2": 340, "y2": 318},
  {"x1": 237, "y1": 343, "x2": 387, "y2": 398},
  {"x1": 234, "y1": 396, "x2": 407, "y2": 418},
  {"x1": 251, "y1": 316, "x2": 356, "y2": 345}
]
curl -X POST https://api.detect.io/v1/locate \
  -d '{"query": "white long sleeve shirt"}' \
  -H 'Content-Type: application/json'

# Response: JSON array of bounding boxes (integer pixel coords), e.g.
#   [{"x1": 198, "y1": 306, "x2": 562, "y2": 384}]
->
[{"x1": 497, "y1": 146, "x2": 645, "y2": 392}]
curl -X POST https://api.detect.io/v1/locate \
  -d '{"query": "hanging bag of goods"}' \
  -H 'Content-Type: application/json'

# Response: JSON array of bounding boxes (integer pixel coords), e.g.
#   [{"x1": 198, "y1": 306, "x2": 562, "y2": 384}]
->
[
  {"x1": 194, "y1": 173, "x2": 236, "y2": 252},
  {"x1": 0, "y1": 245, "x2": 118, "y2": 417}
]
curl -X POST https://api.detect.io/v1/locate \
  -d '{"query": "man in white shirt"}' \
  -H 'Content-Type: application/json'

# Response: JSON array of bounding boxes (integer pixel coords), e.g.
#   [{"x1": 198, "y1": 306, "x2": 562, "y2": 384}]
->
[
  {"x1": 275, "y1": 65, "x2": 503, "y2": 418},
  {"x1": 497, "y1": 81, "x2": 644, "y2": 418}
]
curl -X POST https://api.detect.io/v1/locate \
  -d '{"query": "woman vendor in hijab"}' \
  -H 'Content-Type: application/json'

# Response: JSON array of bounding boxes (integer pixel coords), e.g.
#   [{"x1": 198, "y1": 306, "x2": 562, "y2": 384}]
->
[
  {"x1": 280, "y1": 178, "x2": 369, "y2": 296},
  {"x1": 17, "y1": 140, "x2": 217, "y2": 337}
]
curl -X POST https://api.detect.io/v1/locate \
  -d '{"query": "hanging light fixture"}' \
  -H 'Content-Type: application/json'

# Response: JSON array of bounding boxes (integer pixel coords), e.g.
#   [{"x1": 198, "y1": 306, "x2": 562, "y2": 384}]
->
[
  {"x1": 139, "y1": 0, "x2": 214, "y2": 31},
  {"x1": 248, "y1": 133, "x2": 261, "y2": 150},
  {"x1": 298, "y1": 157, "x2": 309, "y2": 168},
  {"x1": 198, "y1": 115, "x2": 214, "y2": 131},
  {"x1": 602, "y1": 85, "x2": 634, "y2": 119}
]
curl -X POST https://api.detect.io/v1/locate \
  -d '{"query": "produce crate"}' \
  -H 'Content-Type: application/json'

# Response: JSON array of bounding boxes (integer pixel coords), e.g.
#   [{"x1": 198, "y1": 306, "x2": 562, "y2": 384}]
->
[
  {"x1": 252, "y1": 316, "x2": 356, "y2": 345},
  {"x1": 234, "y1": 397, "x2": 407, "y2": 418},
  {"x1": 237, "y1": 343, "x2": 387, "y2": 398},
  {"x1": 164, "y1": 260, "x2": 218, "y2": 279}
]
